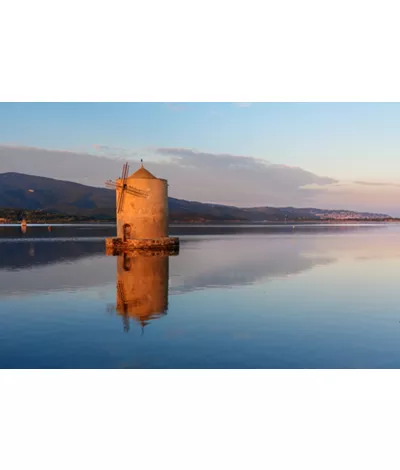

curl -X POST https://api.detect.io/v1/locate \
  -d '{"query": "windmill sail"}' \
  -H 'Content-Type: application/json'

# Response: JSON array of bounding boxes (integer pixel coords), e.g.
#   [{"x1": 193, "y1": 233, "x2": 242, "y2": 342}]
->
[
  {"x1": 117, "y1": 162, "x2": 129, "y2": 212},
  {"x1": 105, "y1": 161, "x2": 149, "y2": 201}
]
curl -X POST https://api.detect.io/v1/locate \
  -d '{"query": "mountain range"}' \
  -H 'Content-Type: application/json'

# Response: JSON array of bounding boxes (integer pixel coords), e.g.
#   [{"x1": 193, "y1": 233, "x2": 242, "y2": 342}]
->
[{"x1": 0, "y1": 172, "x2": 392, "y2": 222}]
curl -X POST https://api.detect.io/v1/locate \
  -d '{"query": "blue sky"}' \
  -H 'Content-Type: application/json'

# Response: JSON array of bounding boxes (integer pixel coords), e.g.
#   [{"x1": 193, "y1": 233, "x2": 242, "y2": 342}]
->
[
  {"x1": 1, "y1": 102, "x2": 400, "y2": 181},
  {"x1": 1, "y1": 102, "x2": 400, "y2": 214}
]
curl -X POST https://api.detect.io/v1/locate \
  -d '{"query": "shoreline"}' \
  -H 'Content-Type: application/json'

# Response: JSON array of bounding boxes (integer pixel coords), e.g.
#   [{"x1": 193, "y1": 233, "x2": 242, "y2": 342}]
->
[{"x1": 1, "y1": 220, "x2": 400, "y2": 227}]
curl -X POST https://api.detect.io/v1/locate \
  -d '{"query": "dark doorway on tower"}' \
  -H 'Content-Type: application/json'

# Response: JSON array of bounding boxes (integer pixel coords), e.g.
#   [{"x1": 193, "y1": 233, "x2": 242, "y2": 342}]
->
[{"x1": 123, "y1": 224, "x2": 132, "y2": 242}]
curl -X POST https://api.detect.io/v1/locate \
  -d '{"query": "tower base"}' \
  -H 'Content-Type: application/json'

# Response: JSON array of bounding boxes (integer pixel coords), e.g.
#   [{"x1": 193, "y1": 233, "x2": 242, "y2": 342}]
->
[{"x1": 105, "y1": 236, "x2": 179, "y2": 255}]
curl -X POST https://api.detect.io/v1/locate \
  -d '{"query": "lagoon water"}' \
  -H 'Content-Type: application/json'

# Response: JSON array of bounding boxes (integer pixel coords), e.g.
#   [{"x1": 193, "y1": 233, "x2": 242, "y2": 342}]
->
[{"x1": 1, "y1": 223, "x2": 400, "y2": 368}]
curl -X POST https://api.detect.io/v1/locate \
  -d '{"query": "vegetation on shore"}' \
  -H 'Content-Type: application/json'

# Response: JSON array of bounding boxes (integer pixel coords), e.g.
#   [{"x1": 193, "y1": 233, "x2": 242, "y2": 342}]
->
[
  {"x1": 0, "y1": 208, "x2": 397, "y2": 225},
  {"x1": 0, "y1": 208, "x2": 114, "y2": 224}
]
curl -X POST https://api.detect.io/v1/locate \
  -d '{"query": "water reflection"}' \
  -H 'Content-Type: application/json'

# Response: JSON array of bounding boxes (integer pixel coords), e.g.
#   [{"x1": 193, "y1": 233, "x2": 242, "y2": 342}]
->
[
  {"x1": 0, "y1": 239, "x2": 110, "y2": 297},
  {"x1": 1, "y1": 224, "x2": 400, "y2": 368},
  {"x1": 0, "y1": 224, "x2": 393, "y2": 299},
  {"x1": 28, "y1": 244, "x2": 35, "y2": 257},
  {"x1": 0, "y1": 239, "x2": 105, "y2": 271},
  {"x1": 110, "y1": 252, "x2": 171, "y2": 332},
  {"x1": 170, "y1": 237, "x2": 335, "y2": 293}
]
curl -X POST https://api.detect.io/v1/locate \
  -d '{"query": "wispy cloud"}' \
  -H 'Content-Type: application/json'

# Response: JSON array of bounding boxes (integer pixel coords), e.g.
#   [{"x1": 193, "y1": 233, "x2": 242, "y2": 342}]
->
[
  {"x1": 233, "y1": 102, "x2": 252, "y2": 108},
  {"x1": 151, "y1": 147, "x2": 337, "y2": 206},
  {"x1": 165, "y1": 102, "x2": 186, "y2": 111},
  {"x1": 92, "y1": 144, "x2": 139, "y2": 160},
  {"x1": 155, "y1": 147, "x2": 270, "y2": 168},
  {"x1": 354, "y1": 180, "x2": 400, "y2": 187},
  {"x1": 0, "y1": 143, "x2": 77, "y2": 154},
  {"x1": 93, "y1": 144, "x2": 113, "y2": 152}
]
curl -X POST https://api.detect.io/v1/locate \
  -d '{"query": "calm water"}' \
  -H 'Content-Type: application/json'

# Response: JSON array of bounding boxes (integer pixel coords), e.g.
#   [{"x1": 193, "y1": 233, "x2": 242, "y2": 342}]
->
[{"x1": 1, "y1": 223, "x2": 400, "y2": 368}]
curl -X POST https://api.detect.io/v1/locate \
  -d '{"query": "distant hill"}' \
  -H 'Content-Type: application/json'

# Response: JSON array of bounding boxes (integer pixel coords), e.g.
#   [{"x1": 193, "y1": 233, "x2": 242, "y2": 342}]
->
[
  {"x1": 0, "y1": 172, "x2": 114, "y2": 218},
  {"x1": 168, "y1": 198, "x2": 391, "y2": 222},
  {"x1": 0, "y1": 172, "x2": 392, "y2": 222}
]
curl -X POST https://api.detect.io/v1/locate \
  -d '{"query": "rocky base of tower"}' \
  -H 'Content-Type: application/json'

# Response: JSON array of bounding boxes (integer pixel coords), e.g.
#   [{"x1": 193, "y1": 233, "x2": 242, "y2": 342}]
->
[{"x1": 105, "y1": 236, "x2": 179, "y2": 255}]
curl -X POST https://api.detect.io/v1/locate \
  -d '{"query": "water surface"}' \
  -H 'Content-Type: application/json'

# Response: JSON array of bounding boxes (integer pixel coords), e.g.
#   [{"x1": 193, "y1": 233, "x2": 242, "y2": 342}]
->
[{"x1": 0, "y1": 223, "x2": 399, "y2": 368}]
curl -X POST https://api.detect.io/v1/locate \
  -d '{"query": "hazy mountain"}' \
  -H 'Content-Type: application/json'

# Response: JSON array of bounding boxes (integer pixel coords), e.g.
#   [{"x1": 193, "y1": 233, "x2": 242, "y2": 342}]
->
[
  {"x1": 0, "y1": 172, "x2": 114, "y2": 216},
  {"x1": 0, "y1": 172, "x2": 392, "y2": 221}
]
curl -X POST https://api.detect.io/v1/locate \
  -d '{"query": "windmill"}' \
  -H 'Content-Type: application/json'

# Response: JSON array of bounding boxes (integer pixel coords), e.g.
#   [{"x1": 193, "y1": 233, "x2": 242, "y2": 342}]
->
[{"x1": 105, "y1": 162, "x2": 149, "y2": 213}]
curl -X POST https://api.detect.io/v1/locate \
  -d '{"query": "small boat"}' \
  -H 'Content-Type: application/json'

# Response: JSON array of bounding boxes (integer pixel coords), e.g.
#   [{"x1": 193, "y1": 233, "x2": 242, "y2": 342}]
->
[{"x1": 20, "y1": 219, "x2": 27, "y2": 234}]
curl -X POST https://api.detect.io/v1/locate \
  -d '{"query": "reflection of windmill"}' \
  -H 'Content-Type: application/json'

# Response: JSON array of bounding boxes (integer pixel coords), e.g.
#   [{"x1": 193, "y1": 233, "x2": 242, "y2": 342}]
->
[
  {"x1": 105, "y1": 162, "x2": 149, "y2": 213},
  {"x1": 106, "y1": 252, "x2": 169, "y2": 332},
  {"x1": 105, "y1": 280, "x2": 136, "y2": 332},
  {"x1": 117, "y1": 280, "x2": 131, "y2": 332},
  {"x1": 116, "y1": 278, "x2": 164, "y2": 329},
  {"x1": 117, "y1": 279, "x2": 128, "y2": 314},
  {"x1": 28, "y1": 244, "x2": 35, "y2": 257}
]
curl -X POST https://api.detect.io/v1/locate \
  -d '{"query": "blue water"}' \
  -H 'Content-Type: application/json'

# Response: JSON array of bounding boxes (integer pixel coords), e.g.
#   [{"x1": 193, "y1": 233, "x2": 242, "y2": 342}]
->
[{"x1": 1, "y1": 223, "x2": 400, "y2": 368}]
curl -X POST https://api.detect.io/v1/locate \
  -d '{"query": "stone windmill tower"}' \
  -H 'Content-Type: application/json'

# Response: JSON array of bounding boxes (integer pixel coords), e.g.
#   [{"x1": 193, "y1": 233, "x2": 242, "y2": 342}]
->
[{"x1": 105, "y1": 161, "x2": 179, "y2": 252}]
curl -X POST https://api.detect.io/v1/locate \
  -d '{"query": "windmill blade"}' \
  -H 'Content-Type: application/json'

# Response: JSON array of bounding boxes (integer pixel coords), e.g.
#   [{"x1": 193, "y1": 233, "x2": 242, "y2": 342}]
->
[
  {"x1": 123, "y1": 163, "x2": 129, "y2": 189},
  {"x1": 121, "y1": 162, "x2": 129, "y2": 184},
  {"x1": 117, "y1": 188, "x2": 124, "y2": 211},
  {"x1": 105, "y1": 180, "x2": 120, "y2": 189},
  {"x1": 120, "y1": 162, "x2": 129, "y2": 181},
  {"x1": 125, "y1": 185, "x2": 149, "y2": 198},
  {"x1": 117, "y1": 168, "x2": 127, "y2": 212},
  {"x1": 117, "y1": 162, "x2": 130, "y2": 212},
  {"x1": 117, "y1": 188, "x2": 125, "y2": 212},
  {"x1": 106, "y1": 180, "x2": 123, "y2": 191}
]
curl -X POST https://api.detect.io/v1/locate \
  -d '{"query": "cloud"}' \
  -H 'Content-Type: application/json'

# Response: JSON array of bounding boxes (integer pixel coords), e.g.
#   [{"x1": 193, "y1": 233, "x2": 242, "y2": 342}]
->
[
  {"x1": 165, "y1": 102, "x2": 186, "y2": 111},
  {"x1": 0, "y1": 144, "x2": 77, "y2": 155},
  {"x1": 0, "y1": 144, "x2": 124, "y2": 184},
  {"x1": 148, "y1": 147, "x2": 337, "y2": 206},
  {"x1": 299, "y1": 179, "x2": 400, "y2": 215},
  {"x1": 92, "y1": 144, "x2": 140, "y2": 160},
  {"x1": 155, "y1": 147, "x2": 270, "y2": 168},
  {"x1": 354, "y1": 180, "x2": 400, "y2": 187},
  {"x1": 2, "y1": 144, "x2": 400, "y2": 214},
  {"x1": 93, "y1": 144, "x2": 111, "y2": 151},
  {"x1": 0, "y1": 144, "x2": 337, "y2": 207},
  {"x1": 234, "y1": 102, "x2": 252, "y2": 108}
]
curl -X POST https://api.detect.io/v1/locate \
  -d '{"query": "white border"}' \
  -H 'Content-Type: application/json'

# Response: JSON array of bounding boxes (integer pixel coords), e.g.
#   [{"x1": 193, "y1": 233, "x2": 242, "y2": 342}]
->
[
  {"x1": 2, "y1": 0, "x2": 400, "y2": 469},
  {"x1": 2, "y1": 0, "x2": 400, "y2": 101}
]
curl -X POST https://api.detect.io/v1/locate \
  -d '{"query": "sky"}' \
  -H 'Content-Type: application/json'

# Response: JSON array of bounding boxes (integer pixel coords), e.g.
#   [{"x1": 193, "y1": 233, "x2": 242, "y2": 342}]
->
[{"x1": 1, "y1": 102, "x2": 400, "y2": 214}]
